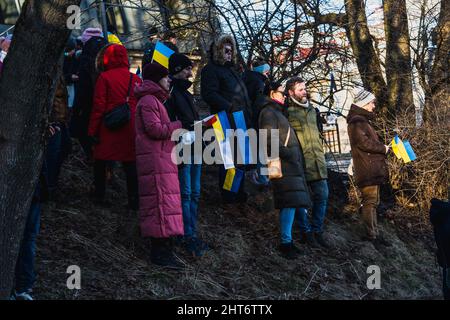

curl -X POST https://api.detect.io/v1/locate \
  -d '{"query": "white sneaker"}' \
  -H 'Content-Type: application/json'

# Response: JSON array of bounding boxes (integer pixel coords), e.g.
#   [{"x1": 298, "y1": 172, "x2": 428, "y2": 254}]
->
[{"x1": 14, "y1": 291, "x2": 33, "y2": 300}]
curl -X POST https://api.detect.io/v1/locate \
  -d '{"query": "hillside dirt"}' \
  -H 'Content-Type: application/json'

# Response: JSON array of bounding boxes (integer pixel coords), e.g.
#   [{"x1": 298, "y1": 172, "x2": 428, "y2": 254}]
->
[{"x1": 32, "y1": 144, "x2": 443, "y2": 300}]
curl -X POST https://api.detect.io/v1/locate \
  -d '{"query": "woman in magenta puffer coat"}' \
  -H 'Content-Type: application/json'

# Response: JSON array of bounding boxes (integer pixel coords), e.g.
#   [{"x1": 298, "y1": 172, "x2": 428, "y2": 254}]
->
[{"x1": 134, "y1": 62, "x2": 184, "y2": 269}]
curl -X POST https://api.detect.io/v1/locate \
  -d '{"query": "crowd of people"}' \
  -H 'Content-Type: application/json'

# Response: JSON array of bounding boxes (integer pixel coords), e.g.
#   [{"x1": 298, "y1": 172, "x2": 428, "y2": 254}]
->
[{"x1": 1, "y1": 29, "x2": 396, "y2": 300}]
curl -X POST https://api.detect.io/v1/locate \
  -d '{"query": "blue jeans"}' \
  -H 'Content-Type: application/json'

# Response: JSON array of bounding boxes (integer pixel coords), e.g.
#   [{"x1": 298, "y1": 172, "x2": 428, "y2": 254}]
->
[
  {"x1": 256, "y1": 160, "x2": 270, "y2": 185},
  {"x1": 15, "y1": 200, "x2": 41, "y2": 293},
  {"x1": 280, "y1": 208, "x2": 296, "y2": 244},
  {"x1": 296, "y1": 179, "x2": 329, "y2": 233},
  {"x1": 179, "y1": 163, "x2": 202, "y2": 238}
]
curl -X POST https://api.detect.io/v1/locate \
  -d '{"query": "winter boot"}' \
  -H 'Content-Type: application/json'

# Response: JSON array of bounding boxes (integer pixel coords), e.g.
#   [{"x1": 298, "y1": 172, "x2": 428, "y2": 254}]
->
[
  {"x1": 150, "y1": 238, "x2": 184, "y2": 270},
  {"x1": 185, "y1": 237, "x2": 210, "y2": 257},
  {"x1": 300, "y1": 232, "x2": 320, "y2": 248},
  {"x1": 279, "y1": 242, "x2": 303, "y2": 259},
  {"x1": 314, "y1": 232, "x2": 331, "y2": 249}
]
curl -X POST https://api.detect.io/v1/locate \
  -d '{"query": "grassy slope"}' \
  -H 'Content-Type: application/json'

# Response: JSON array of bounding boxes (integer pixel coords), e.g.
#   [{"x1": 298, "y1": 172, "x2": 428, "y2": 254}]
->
[{"x1": 33, "y1": 147, "x2": 443, "y2": 300}]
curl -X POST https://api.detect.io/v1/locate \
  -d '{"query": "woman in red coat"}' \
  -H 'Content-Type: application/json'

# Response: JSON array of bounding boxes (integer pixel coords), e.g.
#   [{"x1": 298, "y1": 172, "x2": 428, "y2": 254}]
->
[
  {"x1": 135, "y1": 63, "x2": 184, "y2": 269},
  {"x1": 88, "y1": 44, "x2": 142, "y2": 209}
]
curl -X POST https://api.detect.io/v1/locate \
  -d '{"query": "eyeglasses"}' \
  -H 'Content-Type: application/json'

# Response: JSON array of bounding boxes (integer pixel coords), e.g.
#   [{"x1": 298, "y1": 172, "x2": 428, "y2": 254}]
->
[
  {"x1": 272, "y1": 90, "x2": 286, "y2": 97},
  {"x1": 224, "y1": 48, "x2": 233, "y2": 54}
]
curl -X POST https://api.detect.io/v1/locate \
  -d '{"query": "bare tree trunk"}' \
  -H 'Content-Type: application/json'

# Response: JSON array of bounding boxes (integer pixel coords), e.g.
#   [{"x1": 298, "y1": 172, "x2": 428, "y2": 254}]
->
[
  {"x1": 0, "y1": 0, "x2": 81, "y2": 299},
  {"x1": 423, "y1": 0, "x2": 449, "y2": 123},
  {"x1": 383, "y1": 0, "x2": 415, "y2": 118},
  {"x1": 344, "y1": 0, "x2": 388, "y2": 114}
]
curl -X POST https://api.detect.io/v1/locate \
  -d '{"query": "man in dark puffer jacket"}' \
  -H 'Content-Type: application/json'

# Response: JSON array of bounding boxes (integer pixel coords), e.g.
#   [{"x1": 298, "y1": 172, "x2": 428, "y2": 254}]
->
[{"x1": 200, "y1": 34, "x2": 253, "y2": 204}]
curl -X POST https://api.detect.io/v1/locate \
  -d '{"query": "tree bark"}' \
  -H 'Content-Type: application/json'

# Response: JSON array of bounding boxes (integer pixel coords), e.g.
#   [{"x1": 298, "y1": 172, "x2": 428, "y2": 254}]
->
[
  {"x1": 344, "y1": 0, "x2": 388, "y2": 115},
  {"x1": 423, "y1": 0, "x2": 449, "y2": 123},
  {"x1": 0, "y1": 0, "x2": 81, "y2": 299},
  {"x1": 383, "y1": 0, "x2": 415, "y2": 118}
]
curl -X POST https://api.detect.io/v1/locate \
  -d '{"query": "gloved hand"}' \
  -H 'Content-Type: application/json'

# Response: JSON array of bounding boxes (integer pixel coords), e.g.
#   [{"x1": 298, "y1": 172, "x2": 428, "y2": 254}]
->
[{"x1": 181, "y1": 131, "x2": 195, "y2": 145}]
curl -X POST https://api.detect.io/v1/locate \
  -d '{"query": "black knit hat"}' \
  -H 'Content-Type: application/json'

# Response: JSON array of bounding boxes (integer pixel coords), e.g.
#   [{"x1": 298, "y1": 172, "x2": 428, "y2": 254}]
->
[
  {"x1": 264, "y1": 80, "x2": 283, "y2": 96},
  {"x1": 169, "y1": 53, "x2": 192, "y2": 75},
  {"x1": 143, "y1": 62, "x2": 169, "y2": 83}
]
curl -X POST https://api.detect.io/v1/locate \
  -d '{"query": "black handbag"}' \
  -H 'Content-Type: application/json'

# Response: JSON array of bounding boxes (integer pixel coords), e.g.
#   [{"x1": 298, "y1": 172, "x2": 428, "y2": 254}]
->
[{"x1": 103, "y1": 73, "x2": 133, "y2": 130}]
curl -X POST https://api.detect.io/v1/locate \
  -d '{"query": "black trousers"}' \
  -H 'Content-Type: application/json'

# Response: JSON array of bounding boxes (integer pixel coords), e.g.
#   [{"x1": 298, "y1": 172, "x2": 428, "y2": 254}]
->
[
  {"x1": 93, "y1": 160, "x2": 138, "y2": 208},
  {"x1": 444, "y1": 267, "x2": 450, "y2": 300}
]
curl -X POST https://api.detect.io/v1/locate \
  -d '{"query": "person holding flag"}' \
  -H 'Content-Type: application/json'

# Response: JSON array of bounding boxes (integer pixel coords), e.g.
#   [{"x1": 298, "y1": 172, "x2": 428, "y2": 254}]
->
[
  {"x1": 347, "y1": 88, "x2": 391, "y2": 246},
  {"x1": 200, "y1": 34, "x2": 253, "y2": 204},
  {"x1": 166, "y1": 53, "x2": 209, "y2": 257},
  {"x1": 134, "y1": 62, "x2": 184, "y2": 269}
]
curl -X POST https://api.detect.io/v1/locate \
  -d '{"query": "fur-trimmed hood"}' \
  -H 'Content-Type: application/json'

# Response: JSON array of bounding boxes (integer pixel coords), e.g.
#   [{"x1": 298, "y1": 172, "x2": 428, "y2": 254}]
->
[{"x1": 209, "y1": 34, "x2": 237, "y2": 66}]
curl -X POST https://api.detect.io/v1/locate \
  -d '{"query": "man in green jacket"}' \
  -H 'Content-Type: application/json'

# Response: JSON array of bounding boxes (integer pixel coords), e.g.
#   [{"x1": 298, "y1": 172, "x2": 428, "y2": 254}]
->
[{"x1": 286, "y1": 77, "x2": 330, "y2": 249}]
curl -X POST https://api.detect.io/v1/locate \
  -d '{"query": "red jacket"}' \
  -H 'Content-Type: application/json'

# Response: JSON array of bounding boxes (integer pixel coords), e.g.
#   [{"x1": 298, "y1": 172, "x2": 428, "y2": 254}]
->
[{"x1": 88, "y1": 44, "x2": 142, "y2": 161}]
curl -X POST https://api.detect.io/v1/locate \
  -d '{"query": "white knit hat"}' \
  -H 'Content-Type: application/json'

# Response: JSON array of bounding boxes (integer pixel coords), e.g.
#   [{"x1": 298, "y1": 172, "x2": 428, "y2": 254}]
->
[{"x1": 353, "y1": 88, "x2": 376, "y2": 108}]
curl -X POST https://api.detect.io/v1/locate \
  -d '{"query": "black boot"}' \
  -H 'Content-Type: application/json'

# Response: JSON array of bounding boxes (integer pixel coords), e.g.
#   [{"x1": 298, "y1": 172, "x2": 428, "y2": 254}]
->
[
  {"x1": 300, "y1": 232, "x2": 320, "y2": 248},
  {"x1": 279, "y1": 242, "x2": 303, "y2": 259},
  {"x1": 150, "y1": 238, "x2": 184, "y2": 270},
  {"x1": 185, "y1": 237, "x2": 210, "y2": 257},
  {"x1": 372, "y1": 234, "x2": 392, "y2": 247},
  {"x1": 314, "y1": 232, "x2": 331, "y2": 249}
]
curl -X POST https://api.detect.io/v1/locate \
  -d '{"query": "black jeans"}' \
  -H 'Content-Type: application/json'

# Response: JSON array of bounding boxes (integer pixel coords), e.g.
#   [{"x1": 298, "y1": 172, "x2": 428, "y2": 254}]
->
[
  {"x1": 93, "y1": 160, "x2": 138, "y2": 208},
  {"x1": 444, "y1": 267, "x2": 450, "y2": 300},
  {"x1": 46, "y1": 123, "x2": 72, "y2": 193}
]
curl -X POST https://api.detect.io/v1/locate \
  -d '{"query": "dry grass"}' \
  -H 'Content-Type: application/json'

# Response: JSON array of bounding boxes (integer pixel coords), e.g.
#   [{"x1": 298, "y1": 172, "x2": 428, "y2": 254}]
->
[
  {"x1": 32, "y1": 143, "x2": 443, "y2": 300},
  {"x1": 376, "y1": 100, "x2": 449, "y2": 226}
]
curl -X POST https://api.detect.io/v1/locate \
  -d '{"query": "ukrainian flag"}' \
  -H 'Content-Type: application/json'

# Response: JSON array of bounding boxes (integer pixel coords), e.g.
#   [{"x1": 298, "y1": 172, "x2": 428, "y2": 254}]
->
[
  {"x1": 208, "y1": 111, "x2": 233, "y2": 169},
  {"x1": 107, "y1": 32, "x2": 122, "y2": 45},
  {"x1": 223, "y1": 168, "x2": 244, "y2": 193},
  {"x1": 233, "y1": 111, "x2": 253, "y2": 165},
  {"x1": 391, "y1": 135, "x2": 417, "y2": 163},
  {"x1": 152, "y1": 41, "x2": 175, "y2": 69}
]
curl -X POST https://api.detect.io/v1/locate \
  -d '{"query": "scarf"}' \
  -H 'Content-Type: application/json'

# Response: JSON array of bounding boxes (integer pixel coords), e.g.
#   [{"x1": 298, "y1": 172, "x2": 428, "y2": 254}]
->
[{"x1": 290, "y1": 96, "x2": 310, "y2": 109}]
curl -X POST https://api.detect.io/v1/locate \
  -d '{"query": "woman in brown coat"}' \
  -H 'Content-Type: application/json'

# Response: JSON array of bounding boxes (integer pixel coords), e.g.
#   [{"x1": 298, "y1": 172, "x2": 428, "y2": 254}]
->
[{"x1": 347, "y1": 89, "x2": 390, "y2": 244}]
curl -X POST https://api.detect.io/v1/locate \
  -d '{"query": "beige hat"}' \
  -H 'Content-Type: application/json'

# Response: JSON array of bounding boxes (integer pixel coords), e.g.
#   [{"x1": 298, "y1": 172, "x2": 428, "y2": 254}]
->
[{"x1": 353, "y1": 88, "x2": 376, "y2": 108}]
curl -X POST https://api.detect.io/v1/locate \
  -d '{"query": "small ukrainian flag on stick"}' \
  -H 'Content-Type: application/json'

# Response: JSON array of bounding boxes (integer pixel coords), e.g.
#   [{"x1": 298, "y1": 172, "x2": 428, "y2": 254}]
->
[
  {"x1": 223, "y1": 168, "x2": 244, "y2": 193},
  {"x1": 391, "y1": 135, "x2": 417, "y2": 163},
  {"x1": 152, "y1": 41, "x2": 175, "y2": 69}
]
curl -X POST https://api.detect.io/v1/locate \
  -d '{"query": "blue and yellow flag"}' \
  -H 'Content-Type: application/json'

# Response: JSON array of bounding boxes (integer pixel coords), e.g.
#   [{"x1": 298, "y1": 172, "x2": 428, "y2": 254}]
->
[
  {"x1": 107, "y1": 32, "x2": 122, "y2": 45},
  {"x1": 211, "y1": 111, "x2": 234, "y2": 169},
  {"x1": 152, "y1": 41, "x2": 175, "y2": 69},
  {"x1": 391, "y1": 135, "x2": 417, "y2": 163},
  {"x1": 233, "y1": 111, "x2": 253, "y2": 165},
  {"x1": 223, "y1": 168, "x2": 244, "y2": 193}
]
